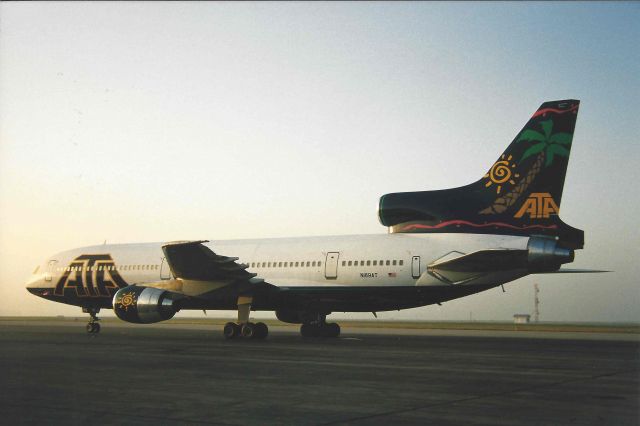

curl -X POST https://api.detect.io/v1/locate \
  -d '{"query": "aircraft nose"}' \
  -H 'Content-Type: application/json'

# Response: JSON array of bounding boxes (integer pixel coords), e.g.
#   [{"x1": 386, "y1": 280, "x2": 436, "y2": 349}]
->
[
  {"x1": 25, "y1": 274, "x2": 42, "y2": 289},
  {"x1": 25, "y1": 271, "x2": 52, "y2": 297}
]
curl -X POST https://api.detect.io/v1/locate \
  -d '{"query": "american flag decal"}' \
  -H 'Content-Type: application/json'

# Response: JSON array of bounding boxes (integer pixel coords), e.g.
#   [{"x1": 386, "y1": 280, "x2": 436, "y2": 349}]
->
[{"x1": 388, "y1": 272, "x2": 397, "y2": 278}]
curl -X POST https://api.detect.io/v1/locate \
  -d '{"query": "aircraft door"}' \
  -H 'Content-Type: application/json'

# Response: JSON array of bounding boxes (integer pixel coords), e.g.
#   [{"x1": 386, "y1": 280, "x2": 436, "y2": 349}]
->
[
  {"x1": 160, "y1": 257, "x2": 172, "y2": 280},
  {"x1": 45, "y1": 260, "x2": 58, "y2": 282},
  {"x1": 411, "y1": 256, "x2": 421, "y2": 279},
  {"x1": 325, "y1": 252, "x2": 340, "y2": 279}
]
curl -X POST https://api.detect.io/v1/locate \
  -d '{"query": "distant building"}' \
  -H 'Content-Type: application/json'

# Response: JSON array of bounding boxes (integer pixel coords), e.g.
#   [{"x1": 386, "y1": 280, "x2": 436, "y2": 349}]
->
[{"x1": 513, "y1": 314, "x2": 531, "y2": 324}]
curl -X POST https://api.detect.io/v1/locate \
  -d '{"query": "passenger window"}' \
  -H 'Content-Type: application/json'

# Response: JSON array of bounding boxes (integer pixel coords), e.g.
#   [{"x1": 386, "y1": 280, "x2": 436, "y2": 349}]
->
[
  {"x1": 348, "y1": 261, "x2": 352, "y2": 266},
  {"x1": 318, "y1": 261, "x2": 322, "y2": 267},
  {"x1": 360, "y1": 261, "x2": 364, "y2": 266},
  {"x1": 341, "y1": 261, "x2": 345, "y2": 266},
  {"x1": 386, "y1": 260, "x2": 390, "y2": 266},
  {"x1": 262, "y1": 262, "x2": 266, "y2": 267},
  {"x1": 307, "y1": 261, "x2": 311, "y2": 267},
  {"x1": 366, "y1": 260, "x2": 371, "y2": 266},
  {"x1": 399, "y1": 260, "x2": 404, "y2": 266},
  {"x1": 295, "y1": 262, "x2": 299, "y2": 267},
  {"x1": 393, "y1": 260, "x2": 397, "y2": 266},
  {"x1": 373, "y1": 260, "x2": 377, "y2": 266}
]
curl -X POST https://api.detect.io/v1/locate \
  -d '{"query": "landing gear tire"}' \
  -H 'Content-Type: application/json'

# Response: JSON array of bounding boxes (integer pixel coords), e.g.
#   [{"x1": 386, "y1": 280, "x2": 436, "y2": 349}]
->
[
  {"x1": 223, "y1": 321, "x2": 269, "y2": 340},
  {"x1": 254, "y1": 322, "x2": 268, "y2": 339},
  {"x1": 300, "y1": 323, "x2": 315, "y2": 338},
  {"x1": 84, "y1": 307, "x2": 101, "y2": 334},
  {"x1": 86, "y1": 322, "x2": 100, "y2": 334},
  {"x1": 223, "y1": 322, "x2": 240, "y2": 339},
  {"x1": 326, "y1": 322, "x2": 340, "y2": 338},
  {"x1": 241, "y1": 322, "x2": 256, "y2": 339}
]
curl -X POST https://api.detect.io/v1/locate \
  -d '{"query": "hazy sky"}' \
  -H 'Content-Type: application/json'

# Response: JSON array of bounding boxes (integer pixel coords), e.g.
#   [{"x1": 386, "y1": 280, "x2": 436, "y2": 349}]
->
[{"x1": 1, "y1": 2, "x2": 638, "y2": 322}]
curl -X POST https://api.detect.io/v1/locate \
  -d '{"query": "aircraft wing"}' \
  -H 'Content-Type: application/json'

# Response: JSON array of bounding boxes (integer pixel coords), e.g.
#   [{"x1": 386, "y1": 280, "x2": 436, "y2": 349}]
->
[{"x1": 161, "y1": 240, "x2": 269, "y2": 297}]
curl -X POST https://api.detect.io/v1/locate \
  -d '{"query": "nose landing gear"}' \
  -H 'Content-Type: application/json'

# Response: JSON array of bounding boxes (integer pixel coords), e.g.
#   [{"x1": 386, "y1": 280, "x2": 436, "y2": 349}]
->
[{"x1": 83, "y1": 307, "x2": 101, "y2": 334}]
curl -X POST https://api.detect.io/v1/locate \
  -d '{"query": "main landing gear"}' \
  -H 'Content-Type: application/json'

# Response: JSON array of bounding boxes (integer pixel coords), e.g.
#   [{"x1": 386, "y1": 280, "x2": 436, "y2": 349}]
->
[
  {"x1": 223, "y1": 296, "x2": 268, "y2": 340},
  {"x1": 300, "y1": 314, "x2": 340, "y2": 338},
  {"x1": 83, "y1": 307, "x2": 101, "y2": 334}
]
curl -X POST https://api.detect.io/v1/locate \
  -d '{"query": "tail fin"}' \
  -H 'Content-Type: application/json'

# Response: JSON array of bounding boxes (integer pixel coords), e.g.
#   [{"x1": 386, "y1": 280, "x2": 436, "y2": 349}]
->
[
  {"x1": 378, "y1": 100, "x2": 583, "y2": 248},
  {"x1": 479, "y1": 100, "x2": 579, "y2": 216}
]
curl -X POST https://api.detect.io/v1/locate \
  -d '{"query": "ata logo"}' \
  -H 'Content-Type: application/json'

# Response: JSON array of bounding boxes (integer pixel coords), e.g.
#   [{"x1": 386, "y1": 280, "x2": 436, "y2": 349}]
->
[
  {"x1": 514, "y1": 192, "x2": 559, "y2": 219},
  {"x1": 54, "y1": 254, "x2": 129, "y2": 297},
  {"x1": 117, "y1": 291, "x2": 137, "y2": 311},
  {"x1": 483, "y1": 154, "x2": 520, "y2": 195}
]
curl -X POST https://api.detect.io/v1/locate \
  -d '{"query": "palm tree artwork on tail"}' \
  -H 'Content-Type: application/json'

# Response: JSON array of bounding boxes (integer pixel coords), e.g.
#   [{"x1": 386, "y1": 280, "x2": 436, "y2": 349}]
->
[{"x1": 480, "y1": 119, "x2": 573, "y2": 215}]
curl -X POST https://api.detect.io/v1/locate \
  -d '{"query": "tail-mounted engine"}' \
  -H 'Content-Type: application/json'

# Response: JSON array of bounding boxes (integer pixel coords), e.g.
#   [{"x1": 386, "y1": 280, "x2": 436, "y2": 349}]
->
[
  {"x1": 527, "y1": 236, "x2": 574, "y2": 272},
  {"x1": 113, "y1": 286, "x2": 181, "y2": 324}
]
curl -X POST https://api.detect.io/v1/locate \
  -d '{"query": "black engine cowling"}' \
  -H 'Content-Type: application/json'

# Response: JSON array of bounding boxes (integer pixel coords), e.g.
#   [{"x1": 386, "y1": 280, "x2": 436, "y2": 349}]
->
[{"x1": 113, "y1": 286, "x2": 180, "y2": 324}]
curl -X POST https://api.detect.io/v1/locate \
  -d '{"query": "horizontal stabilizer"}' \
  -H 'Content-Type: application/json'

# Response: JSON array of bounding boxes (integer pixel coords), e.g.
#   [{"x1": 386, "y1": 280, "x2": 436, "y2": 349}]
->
[
  {"x1": 535, "y1": 268, "x2": 610, "y2": 274},
  {"x1": 429, "y1": 249, "x2": 528, "y2": 273},
  {"x1": 427, "y1": 249, "x2": 528, "y2": 285}
]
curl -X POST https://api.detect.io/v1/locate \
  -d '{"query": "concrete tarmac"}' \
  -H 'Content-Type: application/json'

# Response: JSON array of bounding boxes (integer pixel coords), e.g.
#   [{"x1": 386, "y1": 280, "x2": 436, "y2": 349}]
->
[{"x1": 1, "y1": 321, "x2": 638, "y2": 425}]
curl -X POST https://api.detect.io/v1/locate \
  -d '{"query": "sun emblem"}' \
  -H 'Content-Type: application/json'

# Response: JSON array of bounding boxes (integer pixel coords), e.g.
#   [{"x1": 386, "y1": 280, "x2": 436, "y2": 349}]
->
[
  {"x1": 119, "y1": 291, "x2": 137, "y2": 311},
  {"x1": 484, "y1": 154, "x2": 519, "y2": 194}
]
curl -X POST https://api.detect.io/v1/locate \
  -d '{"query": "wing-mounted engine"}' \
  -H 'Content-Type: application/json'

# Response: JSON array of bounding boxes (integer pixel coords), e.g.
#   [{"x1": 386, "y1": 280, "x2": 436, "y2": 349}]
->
[{"x1": 113, "y1": 286, "x2": 183, "y2": 324}]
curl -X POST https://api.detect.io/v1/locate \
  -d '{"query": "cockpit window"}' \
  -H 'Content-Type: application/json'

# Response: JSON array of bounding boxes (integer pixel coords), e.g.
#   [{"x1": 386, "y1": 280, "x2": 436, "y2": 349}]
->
[{"x1": 33, "y1": 266, "x2": 40, "y2": 274}]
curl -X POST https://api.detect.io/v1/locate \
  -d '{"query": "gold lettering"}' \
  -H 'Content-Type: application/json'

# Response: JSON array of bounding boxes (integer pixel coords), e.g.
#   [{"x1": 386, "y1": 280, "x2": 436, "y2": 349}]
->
[{"x1": 514, "y1": 193, "x2": 559, "y2": 219}]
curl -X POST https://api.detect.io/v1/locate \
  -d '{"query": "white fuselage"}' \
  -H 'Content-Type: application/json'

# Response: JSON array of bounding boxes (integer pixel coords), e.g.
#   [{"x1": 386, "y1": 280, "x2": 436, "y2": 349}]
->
[{"x1": 27, "y1": 233, "x2": 530, "y2": 294}]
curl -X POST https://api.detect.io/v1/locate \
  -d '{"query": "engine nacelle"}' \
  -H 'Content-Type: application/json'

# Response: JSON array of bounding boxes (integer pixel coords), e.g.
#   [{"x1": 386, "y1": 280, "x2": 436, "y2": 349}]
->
[
  {"x1": 527, "y1": 236, "x2": 574, "y2": 272},
  {"x1": 113, "y1": 286, "x2": 180, "y2": 324}
]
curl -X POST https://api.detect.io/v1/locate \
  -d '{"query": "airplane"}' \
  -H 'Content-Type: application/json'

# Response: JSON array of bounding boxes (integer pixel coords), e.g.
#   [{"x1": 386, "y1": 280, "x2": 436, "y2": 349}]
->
[{"x1": 26, "y1": 99, "x2": 596, "y2": 339}]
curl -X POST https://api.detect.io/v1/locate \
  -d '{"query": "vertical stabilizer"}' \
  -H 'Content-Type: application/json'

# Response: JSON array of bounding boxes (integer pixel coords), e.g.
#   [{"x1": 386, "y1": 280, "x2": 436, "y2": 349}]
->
[{"x1": 378, "y1": 100, "x2": 583, "y2": 248}]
